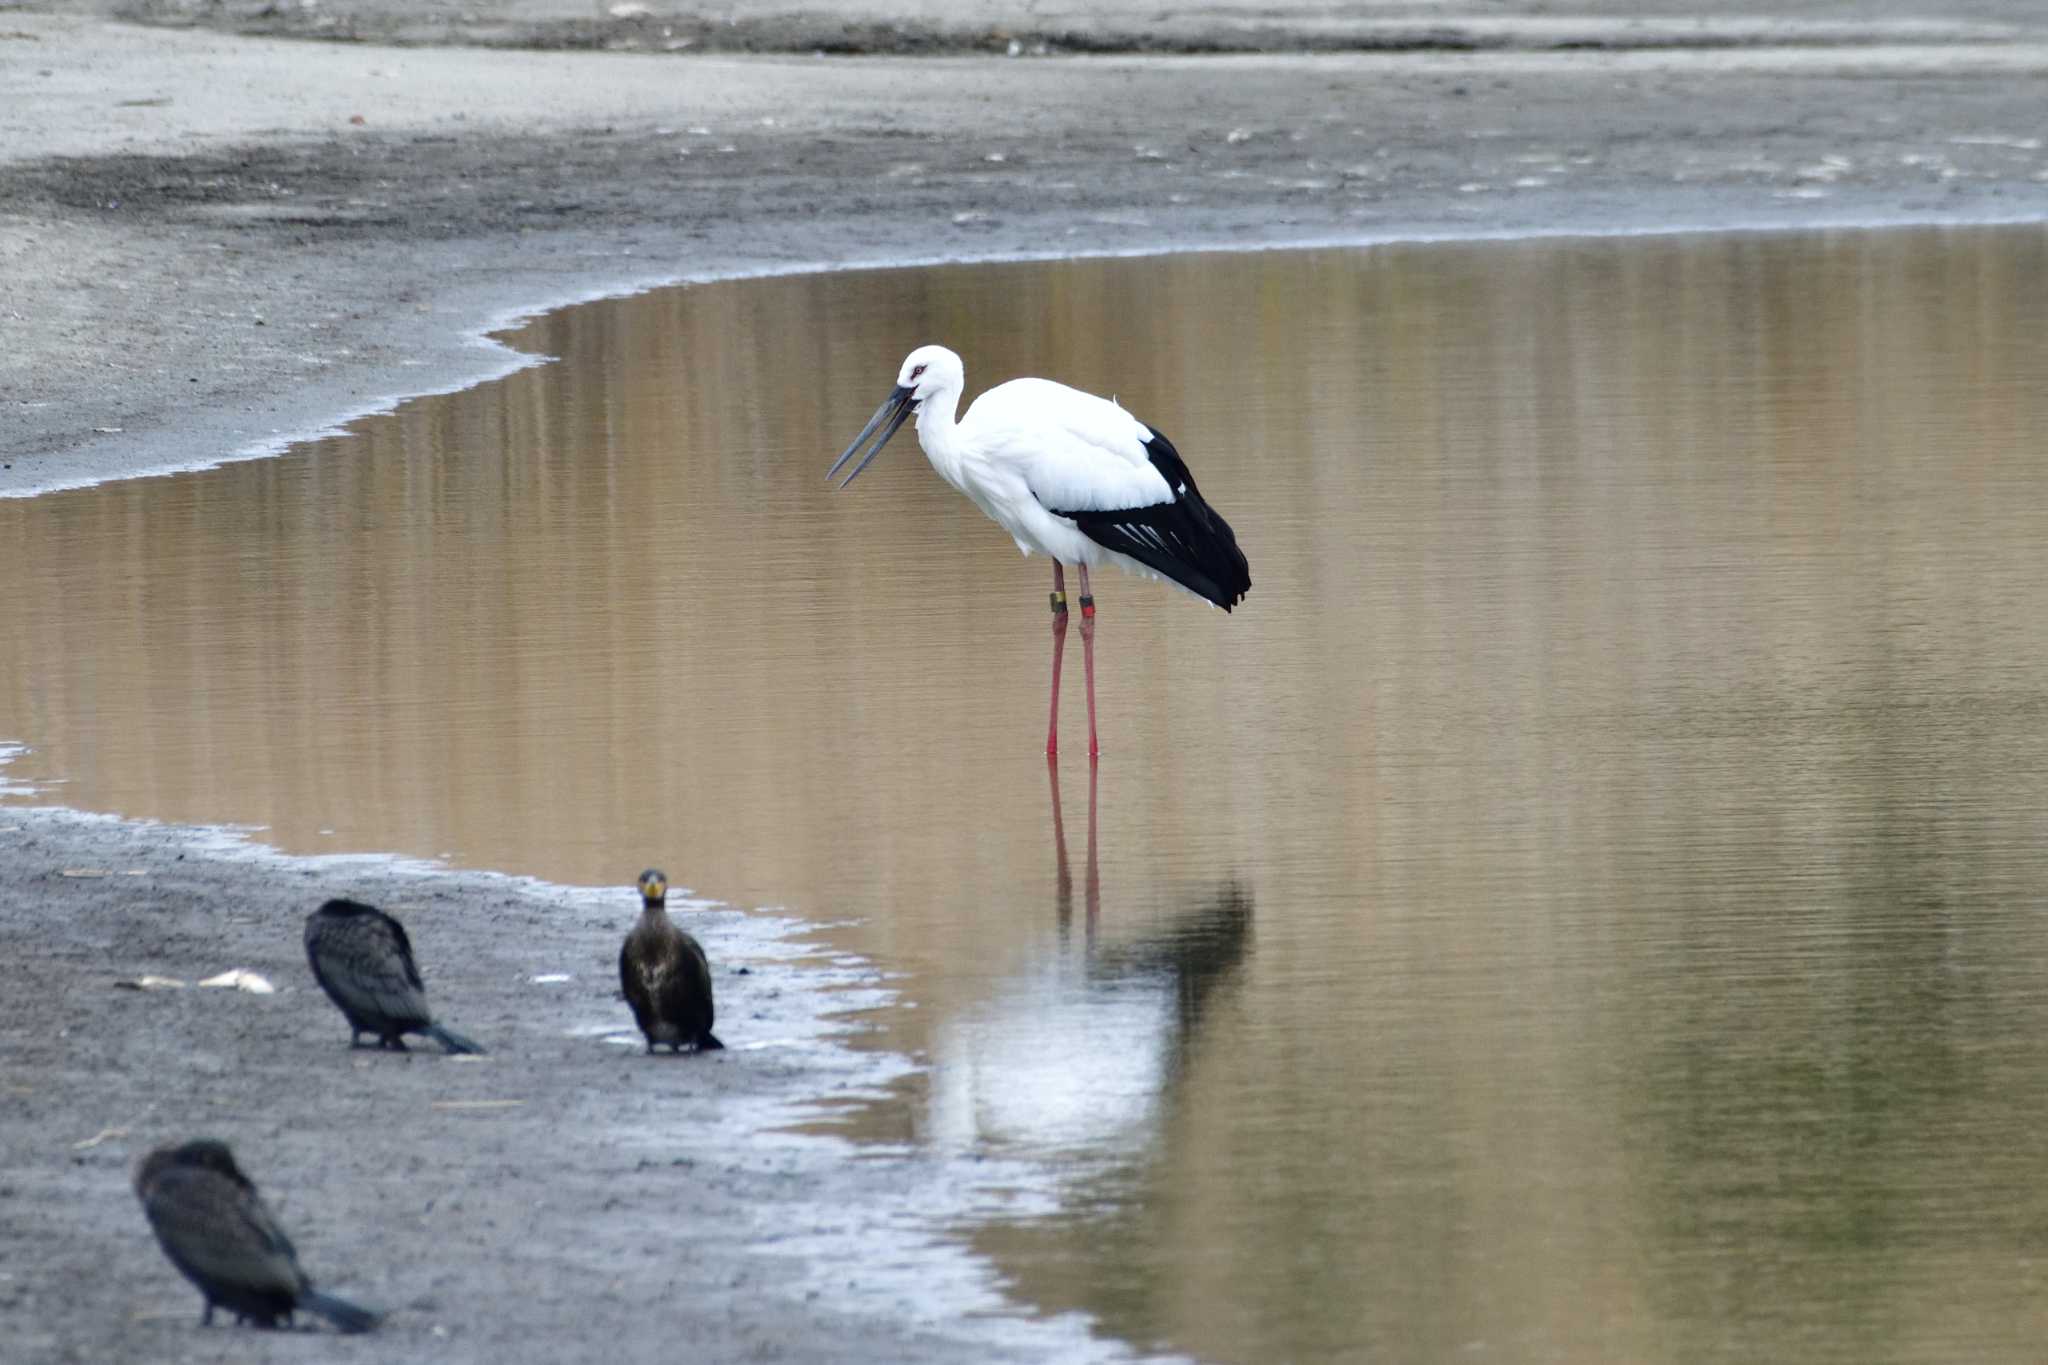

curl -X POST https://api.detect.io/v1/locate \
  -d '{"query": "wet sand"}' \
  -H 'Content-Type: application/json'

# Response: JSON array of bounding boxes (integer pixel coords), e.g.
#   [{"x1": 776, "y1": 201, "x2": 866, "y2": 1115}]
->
[
  {"x1": 0, "y1": 809, "x2": 1129, "y2": 1362},
  {"x1": 5, "y1": 3, "x2": 2048, "y2": 1360}
]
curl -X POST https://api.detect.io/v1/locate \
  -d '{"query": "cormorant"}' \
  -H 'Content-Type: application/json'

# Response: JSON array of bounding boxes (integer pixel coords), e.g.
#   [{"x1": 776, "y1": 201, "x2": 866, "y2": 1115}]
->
[
  {"x1": 303, "y1": 898, "x2": 483, "y2": 1054},
  {"x1": 620, "y1": 869, "x2": 723, "y2": 1054},
  {"x1": 133, "y1": 1139, "x2": 380, "y2": 1334}
]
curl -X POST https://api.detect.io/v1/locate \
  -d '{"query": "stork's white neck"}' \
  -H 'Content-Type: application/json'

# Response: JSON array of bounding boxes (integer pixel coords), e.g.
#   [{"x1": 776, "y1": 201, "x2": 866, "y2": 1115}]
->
[{"x1": 914, "y1": 380, "x2": 968, "y2": 489}]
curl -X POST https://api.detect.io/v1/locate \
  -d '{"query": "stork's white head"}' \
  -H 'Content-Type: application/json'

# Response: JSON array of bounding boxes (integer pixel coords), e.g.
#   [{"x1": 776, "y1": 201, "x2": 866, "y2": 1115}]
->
[
  {"x1": 828, "y1": 343, "x2": 964, "y2": 489},
  {"x1": 896, "y1": 344, "x2": 963, "y2": 405}
]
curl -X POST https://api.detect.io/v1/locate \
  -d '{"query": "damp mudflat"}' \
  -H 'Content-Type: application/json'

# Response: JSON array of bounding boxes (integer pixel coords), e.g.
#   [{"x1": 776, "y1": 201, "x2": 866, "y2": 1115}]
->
[{"x1": 9, "y1": 227, "x2": 2048, "y2": 1361}]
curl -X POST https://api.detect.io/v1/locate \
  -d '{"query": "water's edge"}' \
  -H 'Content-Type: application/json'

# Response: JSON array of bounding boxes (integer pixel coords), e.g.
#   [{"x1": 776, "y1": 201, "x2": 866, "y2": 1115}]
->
[
  {"x1": 9, "y1": 206, "x2": 2046, "y2": 501},
  {"x1": 0, "y1": 799, "x2": 1157, "y2": 1360},
  {"x1": 9, "y1": 209, "x2": 2045, "y2": 1359}
]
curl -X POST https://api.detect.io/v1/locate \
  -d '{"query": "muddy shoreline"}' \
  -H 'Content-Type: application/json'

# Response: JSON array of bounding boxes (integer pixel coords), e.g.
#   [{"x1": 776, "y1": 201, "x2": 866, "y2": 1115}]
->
[
  {"x1": 0, "y1": 806, "x2": 1133, "y2": 1364},
  {"x1": 6, "y1": 4, "x2": 2048, "y2": 1360}
]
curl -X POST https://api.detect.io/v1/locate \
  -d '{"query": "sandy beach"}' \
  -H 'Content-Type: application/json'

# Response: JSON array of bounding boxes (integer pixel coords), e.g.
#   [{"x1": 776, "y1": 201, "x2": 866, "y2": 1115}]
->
[{"x1": 5, "y1": 3, "x2": 2048, "y2": 1359}]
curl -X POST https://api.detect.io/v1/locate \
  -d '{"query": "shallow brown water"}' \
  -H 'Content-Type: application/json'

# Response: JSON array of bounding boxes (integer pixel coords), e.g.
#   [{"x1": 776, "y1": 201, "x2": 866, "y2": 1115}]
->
[{"x1": 9, "y1": 229, "x2": 2048, "y2": 1362}]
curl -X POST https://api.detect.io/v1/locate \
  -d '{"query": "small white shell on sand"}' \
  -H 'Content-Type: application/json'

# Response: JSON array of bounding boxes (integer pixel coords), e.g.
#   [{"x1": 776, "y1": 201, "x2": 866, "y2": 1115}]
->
[{"x1": 197, "y1": 969, "x2": 276, "y2": 994}]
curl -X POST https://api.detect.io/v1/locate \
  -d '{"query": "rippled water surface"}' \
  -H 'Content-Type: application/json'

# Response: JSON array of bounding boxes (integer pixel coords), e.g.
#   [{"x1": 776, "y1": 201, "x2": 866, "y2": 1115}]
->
[{"x1": 9, "y1": 229, "x2": 2048, "y2": 1362}]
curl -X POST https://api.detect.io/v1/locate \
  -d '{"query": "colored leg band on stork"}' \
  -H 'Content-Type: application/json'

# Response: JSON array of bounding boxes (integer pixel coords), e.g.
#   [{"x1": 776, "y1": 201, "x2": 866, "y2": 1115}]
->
[
  {"x1": 1079, "y1": 595, "x2": 1096, "y2": 618},
  {"x1": 1050, "y1": 591, "x2": 1068, "y2": 613}
]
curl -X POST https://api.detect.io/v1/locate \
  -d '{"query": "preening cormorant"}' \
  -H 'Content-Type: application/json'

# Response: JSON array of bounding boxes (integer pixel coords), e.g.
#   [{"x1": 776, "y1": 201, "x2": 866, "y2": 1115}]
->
[
  {"x1": 620, "y1": 869, "x2": 723, "y2": 1054},
  {"x1": 133, "y1": 1139, "x2": 380, "y2": 1334},
  {"x1": 303, "y1": 899, "x2": 483, "y2": 1054}
]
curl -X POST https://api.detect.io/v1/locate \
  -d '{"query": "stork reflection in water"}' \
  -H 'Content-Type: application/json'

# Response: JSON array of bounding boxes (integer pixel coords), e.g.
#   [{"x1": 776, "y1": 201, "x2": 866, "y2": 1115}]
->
[
  {"x1": 830, "y1": 345, "x2": 1251, "y2": 757},
  {"x1": 927, "y1": 763, "x2": 1255, "y2": 1154},
  {"x1": 1048, "y1": 756, "x2": 1100, "y2": 940}
]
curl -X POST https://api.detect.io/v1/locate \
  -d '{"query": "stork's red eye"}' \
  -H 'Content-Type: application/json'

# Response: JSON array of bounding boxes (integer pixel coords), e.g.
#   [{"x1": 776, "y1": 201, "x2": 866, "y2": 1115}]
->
[{"x1": 911, "y1": 364, "x2": 927, "y2": 380}]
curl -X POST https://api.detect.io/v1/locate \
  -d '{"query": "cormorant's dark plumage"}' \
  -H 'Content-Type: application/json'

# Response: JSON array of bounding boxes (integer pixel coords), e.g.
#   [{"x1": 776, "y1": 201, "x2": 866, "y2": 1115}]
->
[
  {"x1": 134, "y1": 1139, "x2": 380, "y2": 1334},
  {"x1": 303, "y1": 899, "x2": 482, "y2": 1054},
  {"x1": 620, "y1": 870, "x2": 723, "y2": 1054}
]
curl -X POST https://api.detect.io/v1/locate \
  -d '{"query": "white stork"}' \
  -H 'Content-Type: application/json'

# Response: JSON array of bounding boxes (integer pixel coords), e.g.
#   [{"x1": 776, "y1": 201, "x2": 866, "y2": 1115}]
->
[{"x1": 828, "y1": 344, "x2": 1251, "y2": 758}]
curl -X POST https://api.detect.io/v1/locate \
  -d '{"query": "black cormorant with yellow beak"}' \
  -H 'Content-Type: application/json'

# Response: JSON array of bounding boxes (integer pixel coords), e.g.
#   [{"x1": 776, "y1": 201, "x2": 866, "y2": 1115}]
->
[{"x1": 620, "y1": 869, "x2": 723, "y2": 1054}]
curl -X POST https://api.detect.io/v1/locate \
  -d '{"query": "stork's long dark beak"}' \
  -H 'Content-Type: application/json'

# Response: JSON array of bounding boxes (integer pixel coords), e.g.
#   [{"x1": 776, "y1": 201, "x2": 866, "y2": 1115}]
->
[{"x1": 827, "y1": 385, "x2": 915, "y2": 488}]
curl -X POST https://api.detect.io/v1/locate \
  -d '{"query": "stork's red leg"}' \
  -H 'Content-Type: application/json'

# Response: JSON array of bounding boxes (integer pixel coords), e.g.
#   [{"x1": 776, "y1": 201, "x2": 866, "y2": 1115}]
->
[
  {"x1": 1047, "y1": 563, "x2": 1069, "y2": 757},
  {"x1": 1077, "y1": 566, "x2": 1099, "y2": 758}
]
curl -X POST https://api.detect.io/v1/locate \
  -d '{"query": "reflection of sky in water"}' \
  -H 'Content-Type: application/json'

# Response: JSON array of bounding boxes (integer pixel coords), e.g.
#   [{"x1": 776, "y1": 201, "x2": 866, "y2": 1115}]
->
[{"x1": 0, "y1": 742, "x2": 46, "y2": 797}]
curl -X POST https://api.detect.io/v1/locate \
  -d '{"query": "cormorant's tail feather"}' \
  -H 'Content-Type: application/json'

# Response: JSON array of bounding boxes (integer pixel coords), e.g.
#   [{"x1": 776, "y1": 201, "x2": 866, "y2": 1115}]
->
[
  {"x1": 423, "y1": 1023, "x2": 484, "y2": 1055},
  {"x1": 699, "y1": 1032, "x2": 726, "y2": 1052},
  {"x1": 300, "y1": 1290, "x2": 381, "y2": 1335}
]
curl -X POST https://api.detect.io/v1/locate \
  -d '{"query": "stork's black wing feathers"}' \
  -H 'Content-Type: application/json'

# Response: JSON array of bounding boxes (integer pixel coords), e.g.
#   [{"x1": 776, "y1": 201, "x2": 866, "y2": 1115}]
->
[{"x1": 1046, "y1": 431, "x2": 1251, "y2": 611}]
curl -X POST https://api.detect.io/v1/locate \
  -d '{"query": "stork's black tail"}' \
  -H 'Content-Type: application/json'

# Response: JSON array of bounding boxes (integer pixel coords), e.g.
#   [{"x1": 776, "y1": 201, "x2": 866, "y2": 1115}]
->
[
  {"x1": 1051, "y1": 431, "x2": 1251, "y2": 610},
  {"x1": 698, "y1": 1032, "x2": 726, "y2": 1052},
  {"x1": 421, "y1": 1022, "x2": 484, "y2": 1055}
]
